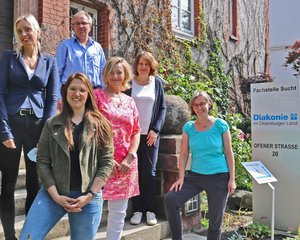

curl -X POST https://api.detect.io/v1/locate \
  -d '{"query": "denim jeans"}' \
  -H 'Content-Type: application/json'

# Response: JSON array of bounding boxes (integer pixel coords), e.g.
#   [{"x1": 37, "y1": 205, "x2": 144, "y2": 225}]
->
[{"x1": 19, "y1": 188, "x2": 103, "y2": 240}]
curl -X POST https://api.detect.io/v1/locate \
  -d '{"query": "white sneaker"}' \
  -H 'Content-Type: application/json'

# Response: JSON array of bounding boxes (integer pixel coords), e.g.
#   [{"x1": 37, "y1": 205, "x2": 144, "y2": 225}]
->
[
  {"x1": 130, "y1": 212, "x2": 143, "y2": 225},
  {"x1": 146, "y1": 211, "x2": 157, "y2": 226}
]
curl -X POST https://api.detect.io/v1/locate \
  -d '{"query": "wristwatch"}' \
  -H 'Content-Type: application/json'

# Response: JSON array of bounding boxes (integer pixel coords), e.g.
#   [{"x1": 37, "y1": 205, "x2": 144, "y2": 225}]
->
[
  {"x1": 129, "y1": 152, "x2": 137, "y2": 159},
  {"x1": 88, "y1": 190, "x2": 96, "y2": 199}
]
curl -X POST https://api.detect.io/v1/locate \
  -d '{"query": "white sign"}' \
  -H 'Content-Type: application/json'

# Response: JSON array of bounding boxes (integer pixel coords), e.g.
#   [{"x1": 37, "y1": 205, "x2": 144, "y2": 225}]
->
[
  {"x1": 251, "y1": 80, "x2": 300, "y2": 231},
  {"x1": 251, "y1": 81, "x2": 299, "y2": 131},
  {"x1": 241, "y1": 161, "x2": 277, "y2": 184}
]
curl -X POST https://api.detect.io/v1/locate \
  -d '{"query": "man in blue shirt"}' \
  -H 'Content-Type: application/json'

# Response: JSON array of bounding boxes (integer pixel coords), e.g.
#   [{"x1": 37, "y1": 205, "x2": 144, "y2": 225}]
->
[{"x1": 56, "y1": 10, "x2": 106, "y2": 107}]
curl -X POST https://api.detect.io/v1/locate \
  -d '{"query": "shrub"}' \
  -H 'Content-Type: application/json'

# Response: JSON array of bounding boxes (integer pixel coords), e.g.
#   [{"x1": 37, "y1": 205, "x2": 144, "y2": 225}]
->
[{"x1": 226, "y1": 114, "x2": 252, "y2": 191}]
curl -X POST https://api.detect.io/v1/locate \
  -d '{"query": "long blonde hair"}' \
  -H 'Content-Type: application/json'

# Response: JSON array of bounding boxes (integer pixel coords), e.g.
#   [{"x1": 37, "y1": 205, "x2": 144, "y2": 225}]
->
[{"x1": 14, "y1": 14, "x2": 41, "y2": 57}]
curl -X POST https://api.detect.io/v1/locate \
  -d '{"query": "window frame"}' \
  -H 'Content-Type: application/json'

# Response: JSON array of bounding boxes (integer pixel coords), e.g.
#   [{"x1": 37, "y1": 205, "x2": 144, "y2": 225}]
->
[
  {"x1": 183, "y1": 194, "x2": 200, "y2": 216},
  {"x1": 70, "y1": 2, "x2": 98, "y2": 41},
  {"x1": 228, "y1": 0, "x2": 239, "y2": 41},
  {"x1": 172, "y1": 0, "x2": 195, "y2": 39}
]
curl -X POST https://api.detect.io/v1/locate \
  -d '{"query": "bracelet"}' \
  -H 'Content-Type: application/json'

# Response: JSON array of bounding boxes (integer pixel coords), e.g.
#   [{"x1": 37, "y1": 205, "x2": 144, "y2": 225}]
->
[{"x1": 88, "y1": 190, "x2": 96, "y2": 199}]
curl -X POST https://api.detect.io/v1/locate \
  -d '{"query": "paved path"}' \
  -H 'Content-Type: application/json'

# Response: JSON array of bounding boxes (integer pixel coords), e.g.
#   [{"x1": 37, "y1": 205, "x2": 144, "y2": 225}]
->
[{"x1": 163, "y1": 233, "x2": 206, "y2": 239}]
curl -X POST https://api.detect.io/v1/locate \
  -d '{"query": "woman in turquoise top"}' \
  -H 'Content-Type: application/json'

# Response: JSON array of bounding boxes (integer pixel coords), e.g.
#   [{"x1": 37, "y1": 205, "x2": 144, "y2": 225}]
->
[{"x1": 164, "y1": 91, "x2": 236, "y2": 240}]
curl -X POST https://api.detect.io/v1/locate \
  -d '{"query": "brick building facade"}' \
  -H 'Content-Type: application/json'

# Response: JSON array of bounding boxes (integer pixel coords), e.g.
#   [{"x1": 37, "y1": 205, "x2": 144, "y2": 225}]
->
[
  {"x1": 0, "y1": 0, "x2": 13, "y2": 52},
  {"x1": 2, "y1": 0, "x2": 270, "y2": 79}
]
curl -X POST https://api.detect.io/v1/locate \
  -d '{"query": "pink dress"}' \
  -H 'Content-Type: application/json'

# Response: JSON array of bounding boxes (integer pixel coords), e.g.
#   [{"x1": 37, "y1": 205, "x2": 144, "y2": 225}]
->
[{"x1": 94, "y1": 89, "x2": 141, "y2": 200}]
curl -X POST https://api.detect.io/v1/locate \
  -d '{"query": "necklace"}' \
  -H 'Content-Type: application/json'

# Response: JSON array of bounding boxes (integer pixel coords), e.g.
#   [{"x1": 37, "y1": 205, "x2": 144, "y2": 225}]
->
[
  {"x1": 24, "y1": 56, "x2": 38, "y2": 69},
  {"x1": 106, "y1": 92, "x2": 122, "y2": 108},
  {"x1": 195, "y1": 118, "x2": 211, "y2": 129}
]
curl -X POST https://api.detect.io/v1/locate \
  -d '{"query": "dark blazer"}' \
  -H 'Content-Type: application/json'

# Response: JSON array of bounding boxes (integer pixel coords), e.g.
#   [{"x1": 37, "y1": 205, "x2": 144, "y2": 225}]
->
[
  {"x1": 0, "y1": 50, "x2": 59, "y2": 142},
  {"x1": 124, "y1": 76, "x2": 167, "y2": 135}
]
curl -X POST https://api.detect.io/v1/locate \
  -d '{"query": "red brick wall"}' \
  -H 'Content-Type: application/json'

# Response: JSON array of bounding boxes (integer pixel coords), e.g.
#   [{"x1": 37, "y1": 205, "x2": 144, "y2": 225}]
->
[
  {"x1": 232, "y1": 0, "x2": 239, "y2": 42},
  {"x1": 98, "y1": 8, "x2": 108, "y2": 49},
  {"x1": 38, "y1": 0, "x2": 70, "y2": 54},
  {"x1": 225, "y1": 0, "x2": 240, "y2": 43},
  {"x1": 38, "y1": 0, "x2": 70, "y2": 26},
  {"x1": 194, "y1": 0, "x2": 202, "y2": 38},
  {"x1": 98, "y1": 6, "x2": 112, "y2": 56}
]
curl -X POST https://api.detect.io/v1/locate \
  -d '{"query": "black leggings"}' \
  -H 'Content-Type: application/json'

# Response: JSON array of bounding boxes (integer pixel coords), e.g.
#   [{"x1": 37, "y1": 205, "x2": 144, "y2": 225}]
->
[
  {"x1": 131, "y1": 134, "x2": 159, "y2": 214},
  {"x1": 0, "y1": 114, "x2": 42, "y2": 239},
  {"x1": 164, "y1": 172, "x2": 229, "y2": 240}
]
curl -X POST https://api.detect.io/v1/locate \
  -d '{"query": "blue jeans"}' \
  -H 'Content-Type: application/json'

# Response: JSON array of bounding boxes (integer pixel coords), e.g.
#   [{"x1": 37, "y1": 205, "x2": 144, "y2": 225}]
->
[{"x1": 19, "y1": 188, "x2": 103, "y2": 240}]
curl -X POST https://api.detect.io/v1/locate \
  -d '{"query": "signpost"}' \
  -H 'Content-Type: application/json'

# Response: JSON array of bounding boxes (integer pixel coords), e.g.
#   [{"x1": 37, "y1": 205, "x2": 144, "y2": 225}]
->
[{"x1": 242, "y1": 161, "x2": 277, "y2": 240}]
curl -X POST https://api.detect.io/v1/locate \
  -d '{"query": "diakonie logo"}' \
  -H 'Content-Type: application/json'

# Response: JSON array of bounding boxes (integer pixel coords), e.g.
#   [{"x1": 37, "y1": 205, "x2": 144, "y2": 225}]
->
[
  {"x1": 252, "y1": 113, "x2": 298, "y2": 127},
  {"x1": 253, "y1": 113, "x2": 297, "y2": 121}
]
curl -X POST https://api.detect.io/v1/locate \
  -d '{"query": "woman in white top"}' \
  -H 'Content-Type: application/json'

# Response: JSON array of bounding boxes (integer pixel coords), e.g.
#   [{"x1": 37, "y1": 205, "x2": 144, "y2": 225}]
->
[{"x1": 126, "y1": 51, "x2": 166, "y2": 226}]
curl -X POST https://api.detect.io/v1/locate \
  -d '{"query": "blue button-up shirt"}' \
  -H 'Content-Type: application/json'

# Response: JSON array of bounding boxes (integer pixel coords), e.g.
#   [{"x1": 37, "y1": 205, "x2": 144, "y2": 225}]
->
[{"x1": 55, "y1": 37, "x2": 106, "y2": 98}]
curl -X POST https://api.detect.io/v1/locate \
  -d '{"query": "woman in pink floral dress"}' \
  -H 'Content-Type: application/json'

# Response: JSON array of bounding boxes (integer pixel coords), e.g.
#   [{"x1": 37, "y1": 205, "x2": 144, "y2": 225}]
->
[{"x1": 94, "y1": 56, "x2": 141, "y2": 240}]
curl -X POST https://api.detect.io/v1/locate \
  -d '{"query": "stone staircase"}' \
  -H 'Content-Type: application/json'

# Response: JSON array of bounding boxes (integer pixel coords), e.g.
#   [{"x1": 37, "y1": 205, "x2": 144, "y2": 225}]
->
[{"x1": 0, "y1": 157, "x2": 171, "y2": 240}]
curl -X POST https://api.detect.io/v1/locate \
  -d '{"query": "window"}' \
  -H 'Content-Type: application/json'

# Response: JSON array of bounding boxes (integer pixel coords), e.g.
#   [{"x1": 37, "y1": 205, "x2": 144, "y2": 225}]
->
[
  {"x1": 172, "y1": 0, "x2": 194, "y2": 37},
  {"x1": 228, "y1": 0, "x2": 238, "y2": 41},
  {"x1": 183, "y1": 194, "x2": 199, "y2": 216},
  {"x1": 70, "y1": 2, "x2": 98, "y2": 40}
]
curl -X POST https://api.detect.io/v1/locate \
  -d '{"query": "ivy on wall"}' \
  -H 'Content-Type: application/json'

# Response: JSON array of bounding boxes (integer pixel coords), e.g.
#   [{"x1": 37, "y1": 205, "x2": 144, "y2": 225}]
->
[{"x1": 206, "y1": 38, "x2": 231, "y2": 117}]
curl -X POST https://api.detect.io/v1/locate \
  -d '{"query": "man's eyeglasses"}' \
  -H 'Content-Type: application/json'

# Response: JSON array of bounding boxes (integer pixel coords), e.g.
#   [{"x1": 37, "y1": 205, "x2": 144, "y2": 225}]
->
[{"x1": 73, "y1": 22, "x2": 90, "y2": 26}]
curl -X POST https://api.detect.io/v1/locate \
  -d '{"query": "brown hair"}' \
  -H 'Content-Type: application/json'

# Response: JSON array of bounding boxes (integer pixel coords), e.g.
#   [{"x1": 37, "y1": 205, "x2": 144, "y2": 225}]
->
[
  {"x1": 133, "y1": 51, "x2": 158, "y2": 76},
  {"x1": 61, "y1": 72, "x2": 113, "y2": 148},
  {"x1": 102, "y1": 56, "x2": 133, "y2": 91},
  {"x1": 189, "y1": 91, "x2": 213, "y2": 115}
]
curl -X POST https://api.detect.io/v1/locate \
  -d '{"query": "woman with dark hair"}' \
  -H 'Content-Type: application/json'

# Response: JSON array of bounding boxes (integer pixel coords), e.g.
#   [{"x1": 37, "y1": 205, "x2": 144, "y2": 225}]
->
[
  {"x1": 127, "y1": 51, "x2": 166, "y2": 226},
  {"x1": 0, "y1": 14, "x2": 58, "y2": 240},
  {"x1": 164, "y1": 91, "x2": 236, "y2": 240},
  {"x1": 19, "y1": 72, "x2": 114, "y2": 240}
]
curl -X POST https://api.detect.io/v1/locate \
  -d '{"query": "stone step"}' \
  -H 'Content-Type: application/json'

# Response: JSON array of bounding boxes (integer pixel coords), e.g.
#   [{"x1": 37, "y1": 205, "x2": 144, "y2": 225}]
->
[
  {"x1": 0, "y1": 214, "x2": 70, "y2": 240},
  {"x1": 20, "y1": 153, "x2": 25, "y2": 170},
  {"x1": 163, "y1": 233, "x2": 206, "y2": 240},
  {"x1": 15, "y1": 189, "x2": 26, "y2": 216},
  {"x1": 53, "y1": 220, "x2": 170, "y2": 240},
  {"x1": 16, "y1": 169, "x2": 26, "y2": 190}
]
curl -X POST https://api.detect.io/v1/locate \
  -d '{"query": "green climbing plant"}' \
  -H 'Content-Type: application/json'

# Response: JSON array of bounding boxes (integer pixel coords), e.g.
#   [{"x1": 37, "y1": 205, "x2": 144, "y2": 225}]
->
[{"x1": 206, "y1": 38, "x2": 232, "y2": 117}]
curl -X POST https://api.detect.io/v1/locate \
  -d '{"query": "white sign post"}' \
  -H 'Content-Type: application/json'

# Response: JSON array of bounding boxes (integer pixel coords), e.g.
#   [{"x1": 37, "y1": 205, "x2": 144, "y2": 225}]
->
[
  {"x1": 251, "y1": 80, "x2": 300, "y2": 232},
  {"x1": 242, "y1": 161, "x2": 277, "y2": 240}
]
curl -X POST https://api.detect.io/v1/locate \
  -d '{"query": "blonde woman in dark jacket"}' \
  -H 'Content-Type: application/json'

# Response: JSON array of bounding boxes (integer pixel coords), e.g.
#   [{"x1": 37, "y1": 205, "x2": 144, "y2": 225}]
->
[
  {"x1": 20, "y1": 73, "x2": 114, "y2": 240},
  {"x1": 0, "y1": 14, "x2": 58, "y2": 240}
]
